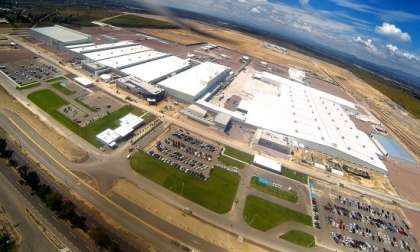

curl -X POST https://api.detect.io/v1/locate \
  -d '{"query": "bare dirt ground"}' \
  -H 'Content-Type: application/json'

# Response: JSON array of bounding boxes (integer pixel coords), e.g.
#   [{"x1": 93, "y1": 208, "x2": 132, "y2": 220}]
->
[
  {"x1": 109, "y1": 179, "x2": 269, "y2": 252},
  {"x1": 387, "y1": 160, "x2": 420, "y2": 203},
  {"x1": 0, "y1": 86, "x2": 88, "y2": 162},
  {"x1": 402, "y1": 208, "x2": 420, "y2": 245}
]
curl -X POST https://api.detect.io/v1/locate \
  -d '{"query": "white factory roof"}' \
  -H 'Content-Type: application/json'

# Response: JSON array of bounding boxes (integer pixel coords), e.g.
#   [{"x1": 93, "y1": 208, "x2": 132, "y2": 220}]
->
[
  {"x1": 71, "y1": 41, "x2": 136, "y2": 54},
  {"x1": 244, "y1": 73, "x2": 386, "y2": 172},
  {"x1": 121, "y1": 56, "x2": 191, "y2": 83},
  {"x1": 288, "y1": 68, "x2": 306, "y2": 83},
  {"x1": 253, "y1": 155, "x2": 282, "y2": 173},
  {"x1": 119, "y1": 113, "x2": 144, "y2": 129},
  {"x1": 158, "y1": 61, "x2": 229, "y2": 98},
  {"x1": 98, "y1": 51, "x2": 169, "y2": 69},
  {"x1": 96, "y1": 129, "x2": 120, "y2": 145},
  {"x1": 31, "y1": 25, "x2": 91, "y2": 44},
  {"x1": 113, "y1": 125, "x2": 133, "y2": 138},
  {"x1": 66, "y1": 43, "x2": 95, "y2": 49},
  {"x1": 73, "y1": 77, "x2": 93, "y2": 87},
  {"x1": 83, "y1": 45, "x2": 151, "y2": 61}
]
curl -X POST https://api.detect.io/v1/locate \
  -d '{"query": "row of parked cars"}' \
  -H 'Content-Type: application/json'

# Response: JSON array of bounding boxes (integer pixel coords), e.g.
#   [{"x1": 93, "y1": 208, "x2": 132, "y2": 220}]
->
[
  {"x1": 171, "y1": 130, "x2": 217, "y2": 153},
  {"x1": 149, "y1": 150, "x2": 208, "y2": 181}
]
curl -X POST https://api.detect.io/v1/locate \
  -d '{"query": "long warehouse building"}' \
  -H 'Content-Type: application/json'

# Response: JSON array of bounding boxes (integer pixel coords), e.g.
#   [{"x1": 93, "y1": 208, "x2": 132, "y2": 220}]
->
[
  {"x1": 158, "y1": 61, "x2": 231, "y2": 103},
  {"x1": 98, "y1": 51, "x2": 169, "y2": 69},
  {"x1": 83, "y1": 45, "x2": 151, "y2": 61},
  {"x1": 31, "y1": 25, "x2": 92, "y2": 49},
  {"x1": 121, "y1": 56, "x2": 191, "y2": 83}
]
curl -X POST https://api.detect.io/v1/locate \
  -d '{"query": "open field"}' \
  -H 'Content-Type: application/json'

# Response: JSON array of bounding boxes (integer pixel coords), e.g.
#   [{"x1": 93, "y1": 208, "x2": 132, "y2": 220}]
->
[
  {"x1": 281, "y1": 167, "x2": 308, "y2": 184},
  {"x1": 105, "y1": 14, "x2": 178, "y2": 29},
  {"x1": 218, "y1": 155, "x2": 247, "y2": 169},
  {"x1": 223, "y1": 146, "x2": 253, "y2": 163},
  {"x1": 250, "y1": 177, "x2": 298, "y2": 203},
  {"x1": 243, "y1": 195, "x2": 312, "y2": 231},
  {"x1": 280, "y1": 230, "x2": 315, "y2": 248},
  {"x1": 130, "y1": 151, "x2": 240, "y2": 214},
  {"x1": 27, "y1": 89, "x2": 134, "y2": 147}
]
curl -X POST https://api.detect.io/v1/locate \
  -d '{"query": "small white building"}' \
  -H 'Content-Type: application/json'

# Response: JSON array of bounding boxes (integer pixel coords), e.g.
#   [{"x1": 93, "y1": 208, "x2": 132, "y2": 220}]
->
[
  {"x1": 253, "y1": 155, "x2": 282, "y2": 173},
  {"x1": 96, "y1": 129, "x2": 120, "y2": 148},
  {"x1": 73, "y1": 77, "x2": 93, "y2": 88}
]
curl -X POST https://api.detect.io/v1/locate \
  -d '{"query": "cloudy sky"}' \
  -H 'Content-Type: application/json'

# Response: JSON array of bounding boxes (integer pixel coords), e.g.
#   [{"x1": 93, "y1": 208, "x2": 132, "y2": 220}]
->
[{"x1": 136, "y1": 0, "x2": 420, "y2": 77}]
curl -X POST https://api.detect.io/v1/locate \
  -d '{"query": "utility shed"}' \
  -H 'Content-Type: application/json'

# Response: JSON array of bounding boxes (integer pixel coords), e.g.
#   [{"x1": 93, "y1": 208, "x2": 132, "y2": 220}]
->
[
  {"x1": 214, "y1": 112, "x2": 231, "y2": 131},
  {"x1": 187, "y1": 104, "x2": 207, "y2": 118},
  {"x1": 253, "y1": 155, "x2": 282, "y2": 173},
  {"x1": 31, "y1": 25, "x2": 92, "y2": 48}
]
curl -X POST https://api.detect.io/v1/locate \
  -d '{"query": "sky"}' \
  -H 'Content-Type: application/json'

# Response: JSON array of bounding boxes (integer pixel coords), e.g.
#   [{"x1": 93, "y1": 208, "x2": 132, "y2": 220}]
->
[{"x1": 136, "y1": 0, "x2": 420, "y2": 78}]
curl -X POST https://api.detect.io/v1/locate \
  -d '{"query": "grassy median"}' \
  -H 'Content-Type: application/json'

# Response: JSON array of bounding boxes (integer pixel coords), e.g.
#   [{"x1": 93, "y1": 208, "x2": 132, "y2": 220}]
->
[
  {"x1": 280, "y1": 230, "x2": 315, "y2": 248},
  {"x1": 243, "y1": 195, "x2": 312, "y2": 231},
  {"x1": 130, "y1": 151, "x2": 240, "y2": 214},
  {"x1": 223, "y1": 146, "x2": 254, "y2": 163},
  {"x1": 281, "y1": 167, "x2": 308, "y2": 184}
]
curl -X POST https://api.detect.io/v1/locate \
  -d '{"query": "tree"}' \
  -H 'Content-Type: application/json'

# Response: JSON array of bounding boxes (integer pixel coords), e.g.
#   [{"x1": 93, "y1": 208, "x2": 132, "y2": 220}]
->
[
  {"x1": 37, "y1": 184, "x2": 52, "y2": 200},
  {"x1": 58, "y1": 201, "x2": 75, "y2": 219},
  {"x1": 0, "y1": 139, "x2": 6, "y2": 153},
  {"x1": 45, "y1": 191, "x2": 62, "y2": 211},
  {"x1": 7, "y1": 159, "x2": 18, "y2": 167},
  {"x1": 17, "y1": 165, "x2": 28, "y2": 178},
  {"x1": 88, "y1": 227, "x2": 119, "y2": 251},
  {"x1": 26, "y1": 171, "x2": 40, "y2": 190},
  {"x1": 0, "y1": 149, "x2": 13, "y2": 158}
]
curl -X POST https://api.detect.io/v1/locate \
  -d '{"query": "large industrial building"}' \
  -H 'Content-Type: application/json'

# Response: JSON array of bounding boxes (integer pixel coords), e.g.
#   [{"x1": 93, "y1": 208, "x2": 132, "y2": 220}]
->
[
  {"x1": 243, "y1": 72, "x2": 386, "y2": 173},
  {"x1": 98, "y1": 50, "x2": 169, "y2": 69},
  {"x1": 121, "y1": 56, "x2": 191, "y2": 83},
  {"x1": 158, "y1": 62, "x2": 231, "y2": 103},
  {"x1": 83, "y1": 45, "x2": 151, "y2": 61},
  {"x1": 116, "y1": 76, "x2": 165, "y2": 104},
  {"x1": 31, "y1": 25, "x2": 92, "y2": 48},
  {"x1": 69, "y1": 41, "x2": 136, "y2": 54}
]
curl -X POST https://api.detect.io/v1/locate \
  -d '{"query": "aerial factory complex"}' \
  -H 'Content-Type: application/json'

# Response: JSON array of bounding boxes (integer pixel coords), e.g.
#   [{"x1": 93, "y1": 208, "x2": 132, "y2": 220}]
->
[{"x1": 0, "y1": 11, "x2": 419, "y2": 252}]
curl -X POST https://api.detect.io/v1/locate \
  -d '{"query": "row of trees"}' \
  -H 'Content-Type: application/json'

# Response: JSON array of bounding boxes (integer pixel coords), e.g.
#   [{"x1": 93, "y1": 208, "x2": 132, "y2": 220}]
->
[{"x1": 0, "y1": 138, "x2": 121, "y2": 252}]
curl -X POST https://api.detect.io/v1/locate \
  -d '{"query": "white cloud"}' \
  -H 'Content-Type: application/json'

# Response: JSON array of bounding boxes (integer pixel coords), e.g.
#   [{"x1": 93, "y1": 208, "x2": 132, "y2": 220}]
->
[
  {"x1": 352, "y1": 36, "x2": 378, "y2": 54},
  {"x1": 375, "y1": 22, "x2": 411, "y2": 43},
  {"x1": 250, "y1": 7, "x2": 261, "y2": 14},
  {"x1": 386, "y1": 44, "x2": 418, "y2": 61}
]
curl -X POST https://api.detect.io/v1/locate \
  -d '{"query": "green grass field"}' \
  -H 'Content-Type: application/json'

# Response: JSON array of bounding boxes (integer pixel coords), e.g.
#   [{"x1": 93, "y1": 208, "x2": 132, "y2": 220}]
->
[
  {"x1": 105, "y1": 14, "x2": 178, "y2": 29},
  {"x1": 130, "y1": 151, "x2": 240, "y2": 214},
  {"x1": 51, "y1": 82, "x2": 75, "y2": 96},
  {"x1": 223, "y1": 146, "x2": 254, "y2": 163},
  {"x1": 16, "y1": 81, "x2": 40, "y2": 90},
  {"x1": 243, "y1": 195, "x2": 312, "y2": 231},
  {"x1": 250, "y1": 177, "x2": 298, "y2": 203},
  {"x1": 218, "y1": 155, "x2": 247, "y2": 169},
  {"x1": 280, "y1": 230, "x2": 315, "y2": 248},
  {"x1": 281, "y1": 167, "x2": 308, "y2": 184},
  {"x1": 27, "y1": 89, "x2": 134, "y2": 147}
]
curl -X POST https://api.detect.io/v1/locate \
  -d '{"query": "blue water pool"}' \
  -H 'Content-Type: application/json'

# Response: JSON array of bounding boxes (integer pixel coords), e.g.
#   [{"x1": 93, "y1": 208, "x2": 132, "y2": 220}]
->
[{"x1": 373, "y1": 134, "x2": 416, "y2": 164}]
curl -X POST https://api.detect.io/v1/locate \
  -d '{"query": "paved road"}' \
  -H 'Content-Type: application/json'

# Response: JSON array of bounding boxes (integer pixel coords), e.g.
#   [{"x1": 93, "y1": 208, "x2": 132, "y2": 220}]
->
[
  {"x1": 0, "y1": 111, "x2": 226, "y2": 252},
  {"x1": 0, "y1": 166, "x2": 65, "y2": 252}
]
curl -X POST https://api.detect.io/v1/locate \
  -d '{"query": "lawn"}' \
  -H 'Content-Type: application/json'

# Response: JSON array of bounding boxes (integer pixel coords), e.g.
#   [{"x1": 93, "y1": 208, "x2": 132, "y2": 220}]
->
[
  {"x1": 16, "y1": 81, "x2": 40, "y2": 90},
  {"x1": 250, "y1": 177, "x2": 298, "y2": 203},
  {"x1": 243, "y1": 195, "x2": 312, "y2": 231},
  {"x1": 105, "y1": 14, "x2": 178, "y2": 29},
  {"x1": 280, "y1": 230, "x2": 315, "y2": 248},
  {"x1": 281, "y1": 167, "x2": 308, "y2": 184},
  {"x1": 51, "y1": 82, "x2": 75, "y2": 96},
  {"x1": 27, "y1": 89, "x2": 134, "y2": 147},
  {"x1": 218, "y1": 155, "x2": 247, "y2": 169},
  {"x1": 130, "y1": 151, "x2": 240, "y2": 214},
  {"x1": 223, "y1": 146, "x2": 254, "y2": 163}
]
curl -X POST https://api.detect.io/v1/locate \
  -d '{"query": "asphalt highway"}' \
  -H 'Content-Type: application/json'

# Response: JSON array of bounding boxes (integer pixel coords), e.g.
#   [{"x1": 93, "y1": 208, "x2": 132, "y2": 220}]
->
[{"x1": 0, "y1": 111, "x2": 226, "y2": 252}]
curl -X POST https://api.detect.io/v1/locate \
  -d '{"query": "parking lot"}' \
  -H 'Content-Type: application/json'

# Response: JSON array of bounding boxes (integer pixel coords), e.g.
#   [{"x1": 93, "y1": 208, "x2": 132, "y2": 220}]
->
[
  {"x1": 312, "y1": 182, "x2": 419, "y2": 252},
  {"x1": 2, "y1": 61, "x2": 59, "y2": 85},
  {"x1": 148, "y1": 127, "x2": 222, "y2": 179}
]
